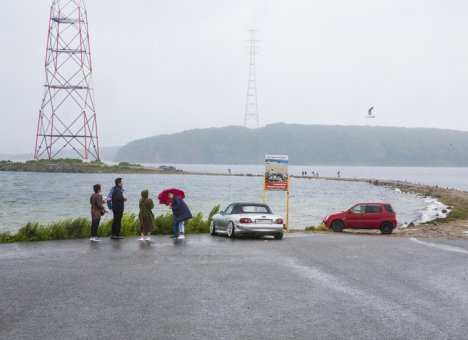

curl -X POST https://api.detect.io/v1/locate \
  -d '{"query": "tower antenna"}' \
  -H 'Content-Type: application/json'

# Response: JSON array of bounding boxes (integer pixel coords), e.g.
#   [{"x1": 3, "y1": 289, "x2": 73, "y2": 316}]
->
[
  {"x1": 34, "y1": 0, "x2": 100, "y2": 161},
  {"x1": 244, "y1": 29, "x2": 260, "y2": 128}
]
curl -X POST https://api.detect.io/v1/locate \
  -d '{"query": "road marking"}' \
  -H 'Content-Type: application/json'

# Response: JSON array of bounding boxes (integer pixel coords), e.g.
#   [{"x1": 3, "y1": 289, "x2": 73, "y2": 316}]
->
[{"x1": 409, "y1": 238, "x2": 468, "y2": 255}]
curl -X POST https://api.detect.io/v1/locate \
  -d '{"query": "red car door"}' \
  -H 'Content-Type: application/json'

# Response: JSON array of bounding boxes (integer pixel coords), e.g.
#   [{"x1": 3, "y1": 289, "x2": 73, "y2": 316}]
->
[
  {"x1": 364, "y1": 204, "x2": 383, "y2": 228},
  {"x1": 345, "y1": 204, "x2": 368, "y2": 228}
]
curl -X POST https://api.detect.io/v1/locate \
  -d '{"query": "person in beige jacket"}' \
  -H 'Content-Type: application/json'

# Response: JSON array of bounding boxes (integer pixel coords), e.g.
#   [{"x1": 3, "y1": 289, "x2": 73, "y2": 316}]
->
[{"x1": 138, "y1": 189, "x2": 155, "y2": 241}]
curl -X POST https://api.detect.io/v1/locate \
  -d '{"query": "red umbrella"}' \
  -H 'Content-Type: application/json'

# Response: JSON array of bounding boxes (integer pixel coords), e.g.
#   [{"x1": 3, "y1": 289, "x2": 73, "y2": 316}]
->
[{"x1": 158, "y1": 188, "x2": 185, "y2": 205}]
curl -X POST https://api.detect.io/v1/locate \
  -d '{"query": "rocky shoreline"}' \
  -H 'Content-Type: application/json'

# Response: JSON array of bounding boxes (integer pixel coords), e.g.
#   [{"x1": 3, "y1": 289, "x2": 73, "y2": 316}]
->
[{"x1": 316, "y1": 177, "x2": 468, "y2": 240}]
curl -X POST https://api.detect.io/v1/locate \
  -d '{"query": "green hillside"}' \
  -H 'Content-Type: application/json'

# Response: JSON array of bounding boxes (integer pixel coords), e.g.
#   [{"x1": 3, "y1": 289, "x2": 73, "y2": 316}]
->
[{"x1": 114, "y1": 124, "x2": 468, "y2": 166}]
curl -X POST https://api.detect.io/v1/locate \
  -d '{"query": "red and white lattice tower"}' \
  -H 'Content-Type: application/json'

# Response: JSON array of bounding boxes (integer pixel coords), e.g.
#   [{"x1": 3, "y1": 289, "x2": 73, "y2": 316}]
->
[
  {"x1": 34, "y1": 0, "x2": 100, "y2": 161},
  {"x1": 244, "y1": 30, "x2": 260, "y2": 129}
]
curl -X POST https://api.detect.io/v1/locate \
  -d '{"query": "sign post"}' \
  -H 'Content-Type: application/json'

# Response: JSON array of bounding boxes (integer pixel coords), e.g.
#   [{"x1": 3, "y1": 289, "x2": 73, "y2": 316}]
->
[{"x1": 263, "y1": 155, "x2": 289, "y2": 231}]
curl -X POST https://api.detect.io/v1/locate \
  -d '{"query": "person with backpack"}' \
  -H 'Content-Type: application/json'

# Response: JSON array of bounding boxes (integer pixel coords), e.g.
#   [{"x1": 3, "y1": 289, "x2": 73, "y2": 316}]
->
[
  {"x1": 168, "y1": 191, "x2": 192, "y2": 239},
  {"x1": 110, "y1": 178, "x2": 126, "y2": 239},
  {"x1": 90, "y1": 184, "x2": 107, "y2": 241},
  {"x1": 138, "y1": 189, "x2": 155, "y2": 241}
]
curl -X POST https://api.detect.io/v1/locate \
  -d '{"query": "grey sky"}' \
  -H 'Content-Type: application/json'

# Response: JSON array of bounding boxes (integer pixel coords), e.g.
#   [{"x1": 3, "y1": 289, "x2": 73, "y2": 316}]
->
[{"x1": 1, "y1": 0, "x2": 468, "y2": 154}]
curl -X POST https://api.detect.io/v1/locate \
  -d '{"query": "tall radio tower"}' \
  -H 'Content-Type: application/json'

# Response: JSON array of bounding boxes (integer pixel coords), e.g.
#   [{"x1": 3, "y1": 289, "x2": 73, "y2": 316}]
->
[
  {"x1": 244, "y1": 30, "x2": 260, "y2": 128},
  {"x1": 34, "y1": 0, "x2": 100, "y2": 161}
]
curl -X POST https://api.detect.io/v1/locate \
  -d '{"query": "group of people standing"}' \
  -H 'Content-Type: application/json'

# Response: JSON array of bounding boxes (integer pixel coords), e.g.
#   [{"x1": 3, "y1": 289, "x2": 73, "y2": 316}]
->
[
  {"x1": 301, "y1": 170, "x2": 320, "y2": 177},
  {"x1": 89, "y1": 177, "x2": 192, "y2": 242}
]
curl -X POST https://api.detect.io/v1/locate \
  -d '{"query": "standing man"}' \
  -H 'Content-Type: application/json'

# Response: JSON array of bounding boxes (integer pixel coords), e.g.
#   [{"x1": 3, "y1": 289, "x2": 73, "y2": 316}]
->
[
  {"x1": 111, "y1": 177, "x2": 126, "y2": 239},
  {"x1": 168, "y1": 191, "x2": 192, "y2": 240}
]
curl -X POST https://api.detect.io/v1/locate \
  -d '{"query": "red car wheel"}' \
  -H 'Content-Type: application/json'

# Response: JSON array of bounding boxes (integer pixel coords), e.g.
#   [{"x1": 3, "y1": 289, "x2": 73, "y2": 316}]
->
[{"x1": 331, "y1": 220, "x2": 344, "y2": 232}]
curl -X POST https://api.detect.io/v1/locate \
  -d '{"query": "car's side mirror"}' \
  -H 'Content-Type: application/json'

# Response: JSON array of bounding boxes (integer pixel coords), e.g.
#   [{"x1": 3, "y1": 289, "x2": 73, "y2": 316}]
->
[
  {"x1": 220, "y1": 211, "x2": 224, "y2": 215},
  {"x1": 348, "y1": 210, "x2": 353, "y2": 214}
]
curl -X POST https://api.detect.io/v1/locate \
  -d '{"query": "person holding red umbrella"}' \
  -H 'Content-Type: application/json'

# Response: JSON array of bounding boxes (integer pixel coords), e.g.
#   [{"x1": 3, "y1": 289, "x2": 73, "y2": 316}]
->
[
  {"x1": 167, "y1": 190, "x2": 192, "y2": 239},
  {"x1": 158, "y1": 188, "x2": 190, "y2": 239}
]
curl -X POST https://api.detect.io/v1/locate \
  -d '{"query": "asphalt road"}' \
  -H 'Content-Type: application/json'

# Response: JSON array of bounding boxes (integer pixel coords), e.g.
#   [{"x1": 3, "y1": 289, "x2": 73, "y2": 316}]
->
[{"x1": 1, "y1": 233, "x2": 467, "y2": 340}]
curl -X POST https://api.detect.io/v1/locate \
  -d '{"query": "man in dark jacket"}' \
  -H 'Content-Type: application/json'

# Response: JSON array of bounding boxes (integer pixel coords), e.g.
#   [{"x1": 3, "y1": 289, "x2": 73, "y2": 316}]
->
[
  {"x1": 168, "y1": 191, "x2": 192, "y2": 239},
  {"x1": 111, "y1": 178, "x2": 127, "y2": 239}
]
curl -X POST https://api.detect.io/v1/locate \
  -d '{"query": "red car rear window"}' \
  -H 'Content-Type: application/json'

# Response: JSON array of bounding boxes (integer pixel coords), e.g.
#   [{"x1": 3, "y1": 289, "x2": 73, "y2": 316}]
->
[{"x1": 366, "y1": 204, "x2": 382, "y2": 213}]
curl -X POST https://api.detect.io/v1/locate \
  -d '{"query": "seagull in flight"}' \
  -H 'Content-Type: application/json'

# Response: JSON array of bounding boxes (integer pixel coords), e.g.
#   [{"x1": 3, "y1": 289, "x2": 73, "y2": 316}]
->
[{"x1": 367, "y1": 106, "x2": 375, "y2": 118}]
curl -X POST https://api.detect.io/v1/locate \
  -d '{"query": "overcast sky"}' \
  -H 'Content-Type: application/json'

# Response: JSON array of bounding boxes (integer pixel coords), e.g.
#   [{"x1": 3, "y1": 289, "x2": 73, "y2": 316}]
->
[{"x1": 1, "y1": 0, "x2": 468, "y2": 154}]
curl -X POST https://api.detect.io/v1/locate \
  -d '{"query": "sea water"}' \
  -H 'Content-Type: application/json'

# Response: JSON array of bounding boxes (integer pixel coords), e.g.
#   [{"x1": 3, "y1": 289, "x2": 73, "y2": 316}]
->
[
  {"x1": 0, "y1": 169, "x2": 449, "y2": 233},
  {"x1": 150, "y1": 163, "x2": 468, "y2": 191}
]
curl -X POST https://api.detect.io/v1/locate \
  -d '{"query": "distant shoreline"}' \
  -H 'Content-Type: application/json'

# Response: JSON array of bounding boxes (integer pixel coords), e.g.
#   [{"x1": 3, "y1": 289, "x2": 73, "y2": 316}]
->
[{"x1": 0, "y1": 160, "x2": 183, "y2": 175}]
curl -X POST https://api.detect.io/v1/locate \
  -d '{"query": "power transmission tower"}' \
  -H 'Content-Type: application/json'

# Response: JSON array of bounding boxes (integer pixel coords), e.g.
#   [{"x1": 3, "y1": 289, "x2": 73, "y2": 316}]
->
[
  {"x1": 244, "y1": 30, "x2": 260, "y2": 128},
  {"x1": 34, "y1": 0, "x2": 100, "y2": 161}
]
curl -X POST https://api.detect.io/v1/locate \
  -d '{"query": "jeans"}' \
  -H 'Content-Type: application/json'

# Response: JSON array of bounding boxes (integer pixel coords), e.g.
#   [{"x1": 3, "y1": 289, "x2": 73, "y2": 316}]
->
[
  {"x1": 112, "y1": 210, "x2": 123, "y2": 236},
  {"x1": 178, "y1": 221, "x2": 185, "y2": 234},
  {"x1": 173, "y1": 221, "x2": 185, "y2": 237},
  {"x1": 91, "y1": 218, "x2": 100, "y2": 237},
  {"x1": 173, "y1": 221, "x2": 179, "y2": 238}
]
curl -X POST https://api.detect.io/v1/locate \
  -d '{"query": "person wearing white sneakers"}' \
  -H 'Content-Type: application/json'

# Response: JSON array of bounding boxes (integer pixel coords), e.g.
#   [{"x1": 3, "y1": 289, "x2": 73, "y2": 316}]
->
[
  {"x1": 168, "y1": 191, "x2": 192, "y2": 240},
  {"x1": 138, "y1": 189, "x2": 155, "y2": 241},
  {"x1": 90, "y1": 184, "x2": 107, "y2": 242}
]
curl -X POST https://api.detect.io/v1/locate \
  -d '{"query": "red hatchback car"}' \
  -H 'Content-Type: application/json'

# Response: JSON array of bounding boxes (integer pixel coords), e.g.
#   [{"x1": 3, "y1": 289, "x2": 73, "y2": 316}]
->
[{"x1": 323, "y1": 202, "x2": 397, "y2": 234}]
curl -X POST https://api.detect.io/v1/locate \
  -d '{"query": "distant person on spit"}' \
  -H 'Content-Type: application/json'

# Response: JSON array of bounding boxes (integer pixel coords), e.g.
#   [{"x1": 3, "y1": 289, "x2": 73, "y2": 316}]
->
[
  {"x1": 90, "y1": 184, "x2": 107, "y2": 242},
  {"x1": 138, "y1": 189, "x2": 155, "y2": 241},
  {"x1": 168, "y1": 191, "x2": 192, "y2": 239},
  {"x1": 111, "y1": 178, "x2": 127, "y2": 239}
]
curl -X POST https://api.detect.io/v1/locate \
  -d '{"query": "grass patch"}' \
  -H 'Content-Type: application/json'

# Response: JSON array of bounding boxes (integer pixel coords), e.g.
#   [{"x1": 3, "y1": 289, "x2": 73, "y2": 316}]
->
[
  {"x1": 304, "y1": 223, "x2": 329, "y2": 232},
  {"x1": 0, "y1": 205, "x2": 221, "y2": 244},
  {"x1": 0, "y1": 158, "x2": 162, "y2": 174},
  {"x1": 315, "y1": 223, "x2": 329, "y2": 231}
]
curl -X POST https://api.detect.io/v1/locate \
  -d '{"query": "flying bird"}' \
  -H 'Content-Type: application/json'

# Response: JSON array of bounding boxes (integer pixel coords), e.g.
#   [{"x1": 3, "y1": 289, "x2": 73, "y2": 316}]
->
[{"x1": 366, "y1": 106, "x2": 375, "y2": 118}]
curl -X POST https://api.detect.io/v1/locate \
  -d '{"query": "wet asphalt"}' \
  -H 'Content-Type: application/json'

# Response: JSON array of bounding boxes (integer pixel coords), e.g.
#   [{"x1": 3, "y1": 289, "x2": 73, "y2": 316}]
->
[{"x1": 1, "y1": 233, "x2": 467, "y2": 340}]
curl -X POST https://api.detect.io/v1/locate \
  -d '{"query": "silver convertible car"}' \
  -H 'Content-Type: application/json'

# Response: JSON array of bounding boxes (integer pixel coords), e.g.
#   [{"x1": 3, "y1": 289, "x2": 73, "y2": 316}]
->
[{"x1": 210, "y1": 202, "x2": 284, "y2": 239}]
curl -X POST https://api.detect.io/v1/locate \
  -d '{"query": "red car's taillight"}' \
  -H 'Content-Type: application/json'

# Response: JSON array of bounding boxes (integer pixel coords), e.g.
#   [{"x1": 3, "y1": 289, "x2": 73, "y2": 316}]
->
[
  {"x1": 240, "y1": 218, "x2": 252, "y2": 223},
  {"x1": 275, "y1": 218, "x2": 284, "y2": 224}
]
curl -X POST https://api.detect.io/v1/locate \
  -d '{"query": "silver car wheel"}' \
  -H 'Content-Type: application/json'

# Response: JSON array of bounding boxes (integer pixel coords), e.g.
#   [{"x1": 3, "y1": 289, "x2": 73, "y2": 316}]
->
[
  {"x1": 227, "y1": 222, "x2": 235, "y2": 238},
  {"x1": 210, "y1": 220, "x2": 216, "y2": 236}
]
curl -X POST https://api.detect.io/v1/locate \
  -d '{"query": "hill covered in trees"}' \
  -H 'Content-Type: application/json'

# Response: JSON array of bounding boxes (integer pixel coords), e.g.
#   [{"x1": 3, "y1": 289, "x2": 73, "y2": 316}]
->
[{"x1": 114, "y1": 124, "x2": 468, "y2": 166}]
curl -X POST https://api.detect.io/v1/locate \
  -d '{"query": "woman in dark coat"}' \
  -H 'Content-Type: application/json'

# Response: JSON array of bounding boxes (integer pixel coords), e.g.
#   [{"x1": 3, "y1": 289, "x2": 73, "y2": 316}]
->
[
  {"x1": 168, "y1": 191, "x2": 192, "y2": 239},
  {"x1": 90, "y1": 184, "x2": 106, "y2": 242},
  {"x1": 139, "y1": 189, "x2": 155, "y2": 241}
]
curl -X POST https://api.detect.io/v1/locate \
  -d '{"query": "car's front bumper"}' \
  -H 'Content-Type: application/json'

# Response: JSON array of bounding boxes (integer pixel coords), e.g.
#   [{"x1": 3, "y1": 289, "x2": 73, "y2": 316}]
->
[{"x1": 235, "y1": 223, "x2": 284, "y2": 235}]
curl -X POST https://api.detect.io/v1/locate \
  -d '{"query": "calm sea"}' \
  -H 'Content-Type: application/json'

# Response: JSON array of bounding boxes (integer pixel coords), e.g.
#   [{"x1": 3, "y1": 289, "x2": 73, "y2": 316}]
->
[
  {"x1": 0, "y1": 164, "x2": 458, "y2": 233},
  {"x1": 155, "y1": 164, "x2": 468, "y2": 191}
]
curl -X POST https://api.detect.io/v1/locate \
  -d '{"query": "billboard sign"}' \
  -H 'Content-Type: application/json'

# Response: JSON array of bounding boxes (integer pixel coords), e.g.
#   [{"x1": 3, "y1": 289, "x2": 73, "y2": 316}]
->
[{"x1": 265, "y1": 155, "x2": 289, "y2": 191}]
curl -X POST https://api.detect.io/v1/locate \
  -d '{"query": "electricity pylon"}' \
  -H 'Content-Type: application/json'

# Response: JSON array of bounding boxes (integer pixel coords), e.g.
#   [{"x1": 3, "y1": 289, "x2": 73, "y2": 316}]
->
[
  {"x1": 34, "y1": 0, "x2": 100, "y2": 161},
  {"x1": 244, "y1": 30, "x2": 260, "y2": 129}
]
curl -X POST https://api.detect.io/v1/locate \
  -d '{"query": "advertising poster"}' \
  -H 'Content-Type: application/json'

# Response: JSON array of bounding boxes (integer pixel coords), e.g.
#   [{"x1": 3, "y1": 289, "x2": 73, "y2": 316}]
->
[{"x1": 265, "y1": 155, "x2": 289, "y2": 190}]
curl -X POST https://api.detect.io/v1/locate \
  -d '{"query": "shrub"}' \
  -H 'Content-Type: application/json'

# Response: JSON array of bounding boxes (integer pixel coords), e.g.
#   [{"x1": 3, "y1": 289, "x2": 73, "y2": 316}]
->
[
  {"x1": 0, "y1": 231, "x2": 14, "y2": 243},
  {"x1": 118, "y1": 162, "x2": 141, "y2": 167},
  {"x1": 120, "y1": 214, "x2": 140, "y2": 236},
  {"x1": 207, "y1": 205, "x2": 220, "y2": 224},
  {"x1": 98, "y1": 218, "x2": 113, "y2": 237},
  {"x1": 48, "y1": 220, "x2": 68, "y2": 240},
  {"x1": 15, "y1": 222, "x2": 50, "y2": 242},
  {"x1": 0, "y1": 205, "x2": 221, "y2": 243},
  {"x1": 315, "y1": 223, "x2": 329, "y2": 232},
  {"x1": 154, "y1": 213, "x2": 174, "y2": 235},
  {"x1": 65, "y1": 218, "x2": 90, "y2": 239},
  {"x1": 186, "y1": 212, "x2": 209, "y2": 234}
]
